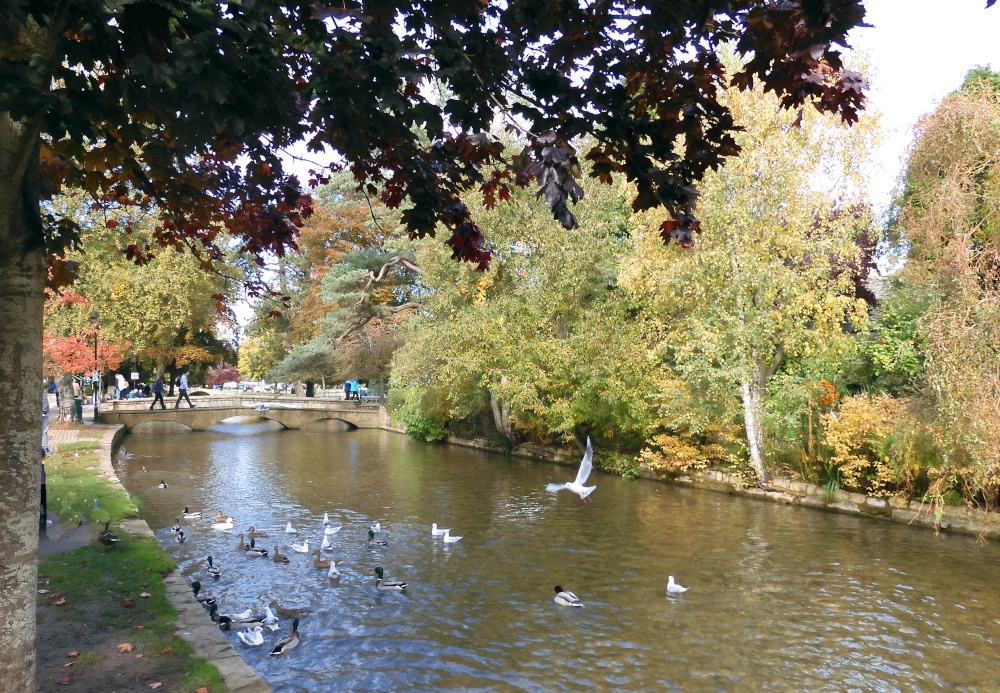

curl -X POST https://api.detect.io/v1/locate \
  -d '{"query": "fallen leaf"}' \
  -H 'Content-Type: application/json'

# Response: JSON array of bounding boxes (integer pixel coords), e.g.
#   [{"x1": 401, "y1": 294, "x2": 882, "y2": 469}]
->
[
  {"x1": 63, "y1": 662, "x2": 74, "y2": 668},
  {"x1": 160, "y1": 647, "x2": 171, "y2": 655},
  {"x1": 55, "y1": 674, "x2": 71, "y2": 685},
  {"x1": 148, "y1": 681, "x2": 163, "y2": 689},
  {"x1": 53, "y1": 598, "x2": 67, "y2": 606},
  {"x1": 118, "y1": 643, "x2": 133, "y2": 653},
  {"x1": 140, "y1": 592, "x2": 151, "y2": 598},
  {"x1": 135, "y1": 654, "x2": 144, "y2": 659},
  {"x1": 196, "y1": 688, "x2": 209, "y2": 693},
  {"x1": 134, "y1": 625, "x2": 146, "y2": 630},
  {"x1": 37, "y1": 589, "x2": 50, "y2": 594},
  {"x1": 121, "y1": 597, "x2": 135, "y2": 608},
  {"x1": 47, "y1": 593, "x2": 63, "y2": 600},
  {"x1": 67, "y1": 651, "x2": 79, "y2": 658}
]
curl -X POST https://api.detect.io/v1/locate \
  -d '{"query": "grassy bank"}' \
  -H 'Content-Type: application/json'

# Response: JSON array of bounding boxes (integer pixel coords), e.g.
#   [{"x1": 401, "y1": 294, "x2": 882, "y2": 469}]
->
[{"x1": 38, "y1": 439, "x2": 224, "y2": 692}]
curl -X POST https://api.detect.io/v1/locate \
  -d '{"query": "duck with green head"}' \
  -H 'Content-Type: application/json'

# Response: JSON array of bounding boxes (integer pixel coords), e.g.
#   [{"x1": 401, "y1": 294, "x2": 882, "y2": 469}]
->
[
  {"x1": 373, "y1": 566, "x2": 407, "y2": 591},
  {"x1": 268, "y1": 617, "x2": 300, "y2": 655}
]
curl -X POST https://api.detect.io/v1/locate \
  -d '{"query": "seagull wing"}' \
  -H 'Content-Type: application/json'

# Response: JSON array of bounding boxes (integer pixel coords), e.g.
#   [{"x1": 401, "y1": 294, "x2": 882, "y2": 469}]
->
[
  {"x1": 572, "y1": 437, "x2": 593, "y2": 487},
  {"x1": 546, "y1": 483, "x2": 567, "y2": 493}
]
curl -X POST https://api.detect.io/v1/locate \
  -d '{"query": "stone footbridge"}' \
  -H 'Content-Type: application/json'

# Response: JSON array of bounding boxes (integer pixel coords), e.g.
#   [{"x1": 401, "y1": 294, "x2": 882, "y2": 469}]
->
[{"x1": 99, "y1": 395, "x2": 387, "y2": 431}]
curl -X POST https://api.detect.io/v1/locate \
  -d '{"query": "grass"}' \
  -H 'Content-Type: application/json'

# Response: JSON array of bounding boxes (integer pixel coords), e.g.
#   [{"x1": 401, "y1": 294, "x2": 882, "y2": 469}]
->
[
  {"x1": 57, "y1": 440, "x2": 102, "y2": 451},
  {"x1": 45, "y1": 448, "x2": 139, "y2": 525},
  {"x1": 38, "y1": 525, "x2": 225, "y2": 692}
]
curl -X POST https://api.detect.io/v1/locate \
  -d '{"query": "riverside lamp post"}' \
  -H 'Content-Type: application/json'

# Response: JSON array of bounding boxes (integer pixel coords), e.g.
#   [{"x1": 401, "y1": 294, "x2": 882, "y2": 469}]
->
[{"x1": 90, "y1": 312, "x2": 99, "y2": 419}]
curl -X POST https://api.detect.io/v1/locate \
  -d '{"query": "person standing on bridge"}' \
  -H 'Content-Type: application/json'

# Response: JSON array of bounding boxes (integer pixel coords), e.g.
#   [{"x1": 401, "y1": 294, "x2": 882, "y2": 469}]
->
[
  {"x1": 174, "y1": 370, "x2": 196, "y2": 408},
  {"x1": 149, "y1": 375, "x2": 166, "y2": 410}
]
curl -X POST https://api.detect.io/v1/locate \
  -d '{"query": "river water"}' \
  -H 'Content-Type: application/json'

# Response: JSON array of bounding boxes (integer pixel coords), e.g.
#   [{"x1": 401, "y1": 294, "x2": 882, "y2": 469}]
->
[{"x1": 115, "y1": 422, "x2": 1000, "y2": 692}]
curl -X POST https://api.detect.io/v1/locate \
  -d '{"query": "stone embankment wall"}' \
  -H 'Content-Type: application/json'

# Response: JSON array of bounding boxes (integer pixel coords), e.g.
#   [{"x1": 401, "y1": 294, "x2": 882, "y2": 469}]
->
[{"x1": 442, "y1": 432, "x2": 1000, "y2": 541}]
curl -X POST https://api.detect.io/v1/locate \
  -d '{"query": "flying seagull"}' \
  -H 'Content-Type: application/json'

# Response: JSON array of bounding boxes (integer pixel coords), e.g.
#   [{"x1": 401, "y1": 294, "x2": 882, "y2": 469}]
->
[{"x1": 545, "y1": 436, "x2": 596, "y2": 502}]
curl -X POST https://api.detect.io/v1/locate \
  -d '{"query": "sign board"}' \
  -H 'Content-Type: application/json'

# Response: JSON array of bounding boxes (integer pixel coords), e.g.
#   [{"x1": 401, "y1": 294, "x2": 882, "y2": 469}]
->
[{"x1": 130, "y1": 372, "x2": 139, "y2": 380}]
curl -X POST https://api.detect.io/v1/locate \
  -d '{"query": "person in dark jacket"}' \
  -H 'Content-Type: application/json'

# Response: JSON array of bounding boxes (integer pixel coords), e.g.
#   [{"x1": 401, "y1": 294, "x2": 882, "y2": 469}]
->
[{"x1": 149, "y1": 375, "x2": 167, "y2": 410}]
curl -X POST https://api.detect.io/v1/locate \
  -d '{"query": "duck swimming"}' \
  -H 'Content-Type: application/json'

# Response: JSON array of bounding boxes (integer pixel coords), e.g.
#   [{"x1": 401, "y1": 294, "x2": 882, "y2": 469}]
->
[
  {"x1": 182, "y1": 506, "x2": 203, "y2": 519},
  {"x1": 553, "y1": 586, "x2": 583, "y2": 607},
  {"x1": 268, "y1": 617, "x2": 300, "y2": 656},
  {"x1": 235, "y1": 534, "x2": 250, "y2": 551},
  {"x1": 175, "y1": 529, "x2": 186, "y2": 544},
  {"x1": 247, "y1": 526, "x2": 268, "y2": 538},
  {"x1": 312, "y1": 549, "x2": 331, "y2": 570},
  {"x1": 206, "y1": 555, "x2": 221, "y2": 578},
  {"x1": 373, "y1": 566, "x2": 407, "y2": 591},
  {"x1": 191, "y1": 580, "x2": 216, "y2": 607},
  {"x1": 272, "y1": 546, "x2": 290, "y2": 564},
  {"x1": 213, "y1": 517, "x2": 235, "y2": 531},
  {"x1": 367, "y1": 529, "x2": 387, "y2": 547},
  {"x1": 246, "y1": 538, "x2": 269, "y2": 557},
  {"x1": 158, "y1": 480, "x2": 168, "y2": 489},
  {"x1": 170, "y1": 519, "x2": 181, "y2": 533}
]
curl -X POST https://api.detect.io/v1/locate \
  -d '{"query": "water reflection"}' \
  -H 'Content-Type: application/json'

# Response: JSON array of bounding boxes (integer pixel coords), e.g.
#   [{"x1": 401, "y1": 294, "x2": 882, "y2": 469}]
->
[{"x1": 117, "y1": 422, "x2": 1000, "y2": 692}]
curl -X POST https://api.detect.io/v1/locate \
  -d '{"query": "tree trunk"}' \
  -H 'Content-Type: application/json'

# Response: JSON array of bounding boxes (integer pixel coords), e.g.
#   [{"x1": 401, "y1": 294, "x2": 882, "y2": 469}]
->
[
  {"x1": 741, "y1": 368, "x2": 771, "y2": 487},
  {"x1": 56, "y1": 373, "x2": 76, "y2": 421},
  {"x1": 0, "y1": 118, "x2": 46, "y2": 690},
  {"x1": 489, "y1": 390, "x2": 514, "y2": 447}
]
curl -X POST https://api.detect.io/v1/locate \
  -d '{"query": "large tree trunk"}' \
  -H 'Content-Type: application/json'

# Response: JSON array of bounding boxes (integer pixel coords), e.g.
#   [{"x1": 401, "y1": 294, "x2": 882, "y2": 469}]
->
[
  {"x1": 489, "y1": 389, "x2": 514, "y2": 447},
  {"x1": 56, "y1": 373, "x2": 76, "y2": 421},
  {"x1": 0, "y1": 115, "x2": 46, "y2": 690}
]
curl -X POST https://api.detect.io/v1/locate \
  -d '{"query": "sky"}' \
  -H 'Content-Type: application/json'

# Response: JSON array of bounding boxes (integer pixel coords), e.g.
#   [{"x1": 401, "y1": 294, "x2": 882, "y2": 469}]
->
[{"x1": 849, "y1": 0, "x2": 1000, "y2": 209}]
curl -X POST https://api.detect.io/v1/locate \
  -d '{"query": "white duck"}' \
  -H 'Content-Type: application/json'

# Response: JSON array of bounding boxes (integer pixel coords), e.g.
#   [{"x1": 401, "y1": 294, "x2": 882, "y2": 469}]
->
[
  {"x1": 545, "y1": 436, "x2": 596, "y2": 502},
  {"x1": 431, "y1": 523, "x2": 449, "y2": 537},
  {"x1": 442, "y1": 529, "x2": 462, "y2": 543},
  {"x1": 553, "y1": 586, "x2": 583, "y2": 607},
  {"x1": 667, "y1": 576, "x2": 690, "y2": 595},
  {"x1": 285, "y1": 522, "x2": 297, "y2": 534},
  {"x1": 290, "y1": 539, "x2": 309, "y2": 553},
  {"x1": 212, "y1": 517, "x2": 235, "y2": 530},
  {"x1": 237, "y1": 625, "x2": 265, "y2": 647}
]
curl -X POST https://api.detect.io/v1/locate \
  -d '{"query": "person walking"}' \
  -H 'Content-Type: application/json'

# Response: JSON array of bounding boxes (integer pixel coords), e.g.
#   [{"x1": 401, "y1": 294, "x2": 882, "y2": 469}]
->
[
  {"x1": 115, "y1": 372, "x2": 129, "y2": 399},
  {"x1": 41, "y1": 388, "x2": 50, "y2": 455},
  {"x1": 174, "y1": 369, "x2": 196, "y2": 408},
  {"x1": 149, "y1": 375, "x2": 167, "y2": 410}
]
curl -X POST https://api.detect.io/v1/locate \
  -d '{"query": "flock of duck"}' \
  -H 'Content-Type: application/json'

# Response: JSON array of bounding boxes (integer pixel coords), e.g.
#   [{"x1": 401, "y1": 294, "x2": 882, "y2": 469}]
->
[
  {"x1": 155, "y1": 435, "x2": 690, "y2": 657},
  {"x1": 166, "y1": 506, "x2": 465, "y2": 655}
]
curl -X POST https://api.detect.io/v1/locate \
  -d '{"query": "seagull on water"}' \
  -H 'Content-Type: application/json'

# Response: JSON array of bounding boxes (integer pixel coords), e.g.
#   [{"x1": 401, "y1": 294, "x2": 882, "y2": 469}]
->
[
  {"x1": 431, "y1": 523, "x2": 449, "y2": 537},
  {"x1": 442, "y1": 529, "x2": 462, "y2": 543},
  {"x1": 285, "y1": 522, "x2": 297, "y2": 534},
  {"x1": 667, "y1": 576, "x2": 690, "y2": 595},
  {"x1": 237, "y1": 625, "x2": 265, "y2": 647},
  {"x1": 545, "y1": 436, "x2": 596, "y2": 503},
  {"x1": 290, "y1": 539, "x2": 309, "y2": 553}
]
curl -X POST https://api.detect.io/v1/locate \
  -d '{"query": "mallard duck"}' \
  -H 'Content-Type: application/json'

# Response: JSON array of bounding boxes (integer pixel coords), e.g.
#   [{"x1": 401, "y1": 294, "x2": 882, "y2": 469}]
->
[
  {"x1": 373, "y1": 566, "x2": 406, "y2": 591},
  {"x1": 312, "y1": 549, "x2": 331, "y2": 570},
  {"x1": 215, "y1": 511, "x2": 226, "y2": 522},
  {"x1": 246, "y1": 538, "x2": 269, "y2": 557},
  {"x1": 545, "y1": 436, "x2": 596, "y2": 502},
  {"x1": 98, "y1": 521, "x2": 119, "y2": 549},
  {"x1": 268, "y1": 601, "x2": 312, "y2": 619},
  {"x1": 170, "y1": 519, "x2": 181, "y2": 533},
  {"x1": 237, "y1": 625, "x2": 265, "y2": 647},
  {"x1": 213, "y1": 517, "x2": 235, "y2": 531},
  {"x1": 367, "y1": 529, "x2": 387, "y2": 547},
  {"x1": 235, "y1": 533, "x2": 250, "y2": 551},
  {"x1": 272, "y1": 546, "x2": 290, "y2": 564},
  {"x1": 290, "y1": 539, "x2": 309, "y2": 553},
  {"x1": 158, "y1": 480, "x2": 168, "y2": 489},
  {"x1": 182, "y1": 506, "x2": 203, "y2": 519},
  {"x1": 667, "y1": 576, "x2": 690, "y2": 595},
  {"x1": 442, "y1": 529, "x2": 462, "y2": 543},
  {"x1": 206, "y1": 555, "x2": 221, "y2": 578},
  {"x1": 431, "y1": 523, "x2": 449, "y2": 537},
  {"x1": 175, "y1": 529, "x2": 186, "y2": 544},
  {"x1": 285, "y1": 522, "x2": 297, "y2": 534},
  {"x1": 553, "y1": 586, "x2": 583, "y2": 607},
  {"x1": 191, "y1": 580, "x2": 216, "y2": 607},
  {"x1": 247, "y1": 525, "x2": 268, "y2": 538},
  {"x1": 268, "y1": 617, "x2": 300, "y2": 656}
]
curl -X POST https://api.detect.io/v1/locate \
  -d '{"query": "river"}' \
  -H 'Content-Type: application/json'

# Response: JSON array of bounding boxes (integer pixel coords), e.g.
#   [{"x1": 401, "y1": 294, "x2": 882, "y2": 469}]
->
[{"x1": 115, "y1": 421, "x2": 1000, "y2": 692}]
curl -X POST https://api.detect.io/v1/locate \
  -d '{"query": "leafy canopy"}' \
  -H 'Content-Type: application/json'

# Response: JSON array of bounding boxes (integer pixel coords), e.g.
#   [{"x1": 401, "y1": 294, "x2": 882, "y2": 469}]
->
[{"x1": 6, "y1": 0, "x2": 870, "y2": 277}]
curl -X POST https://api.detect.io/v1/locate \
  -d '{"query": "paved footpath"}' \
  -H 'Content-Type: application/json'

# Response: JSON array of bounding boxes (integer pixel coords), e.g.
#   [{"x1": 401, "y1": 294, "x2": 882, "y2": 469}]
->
[{"x1": 43, "y1": 409, "x2": 270, "y2": 693}]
